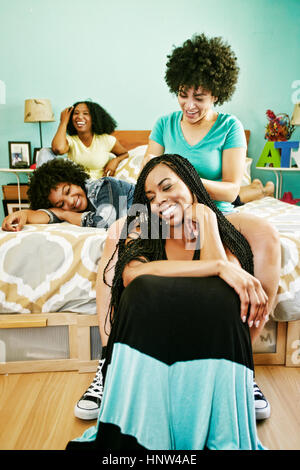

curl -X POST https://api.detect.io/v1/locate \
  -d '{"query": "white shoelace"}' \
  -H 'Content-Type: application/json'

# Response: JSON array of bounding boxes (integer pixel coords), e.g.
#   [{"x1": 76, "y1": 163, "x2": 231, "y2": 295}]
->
[
  {"x1": 253, "y1": 381, "x2": 264, "y2": 399},
  {"x1": 83, "y1": 359, "x2": 105, "y2": 399}
]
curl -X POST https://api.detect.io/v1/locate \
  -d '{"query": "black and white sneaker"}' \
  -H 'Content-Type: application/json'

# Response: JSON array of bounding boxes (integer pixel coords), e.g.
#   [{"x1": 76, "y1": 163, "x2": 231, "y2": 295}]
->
[
  {"x1": 74, "y1": 359, "x2": 105, "y2": 420},
  {"x1": 254, "y1": 381, "x2": 271, "y2": 420}
]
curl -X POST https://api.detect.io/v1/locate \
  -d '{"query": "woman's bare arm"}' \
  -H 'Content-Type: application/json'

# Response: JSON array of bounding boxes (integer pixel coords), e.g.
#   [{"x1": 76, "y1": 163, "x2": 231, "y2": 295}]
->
[
  {"x1": 122, "y1": 204, "x2": 268, "y2": 327},
  {"x1": 1, "y1": 209, "x2": 51, "y2": 231},
  {"x1": 51, "y1": 107, "x2": 73, "y2": 155},
  {"x1": 123, "y1": 257, "x2": 223, "y2": 287},
  {"x1": 96, "y1": 217, "x2": 127, "y2": 343},
  {"x1": 201, "y1": 147, "x2": 246, "y2": 202},
  {"x1": 103, "y1": 140, "x2": 129, "y2": 176},
  {"x1": 140, "y1": 139, "x2": 165, "y2": 170}
]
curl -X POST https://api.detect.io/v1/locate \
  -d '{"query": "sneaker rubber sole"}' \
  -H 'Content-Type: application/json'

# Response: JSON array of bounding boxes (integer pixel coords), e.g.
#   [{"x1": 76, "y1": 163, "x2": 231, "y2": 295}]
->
[
  {"x1": 74, "y1": 402, "x2": 100, "y2": 420},
  {"x1": 255, "y1": 402, "x2": 271, "y2": 420}
]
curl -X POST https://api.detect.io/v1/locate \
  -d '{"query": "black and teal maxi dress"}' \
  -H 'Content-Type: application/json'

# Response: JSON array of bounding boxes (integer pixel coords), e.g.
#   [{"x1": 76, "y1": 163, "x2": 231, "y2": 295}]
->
[{"x1": 67, "y1": 262, "x2": 264, "y2": 450}]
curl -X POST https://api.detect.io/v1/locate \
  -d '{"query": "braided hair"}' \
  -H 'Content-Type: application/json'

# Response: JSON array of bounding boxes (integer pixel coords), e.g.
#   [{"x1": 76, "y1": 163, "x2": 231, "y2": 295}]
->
[{"x1": 104, "y1": 154, "x2": 253, "y2": 327}]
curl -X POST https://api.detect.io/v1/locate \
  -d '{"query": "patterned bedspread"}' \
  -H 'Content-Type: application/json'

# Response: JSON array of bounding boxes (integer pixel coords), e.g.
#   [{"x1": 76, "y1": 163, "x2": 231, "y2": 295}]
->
[
  {"x1": 238, "y1": 197, "x2": 300, "y2": 322},
  {"x1": 0, "y1": 197, "x2": 300, "y2": 322},
  {"x1": 0, "y1": 223, "x2": 107, "y2": 314}
]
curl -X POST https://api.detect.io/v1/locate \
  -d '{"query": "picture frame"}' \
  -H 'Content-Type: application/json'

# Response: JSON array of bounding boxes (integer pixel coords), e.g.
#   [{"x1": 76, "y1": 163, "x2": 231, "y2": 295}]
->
[
  {"x1": 8, "y1": 141, "x2": 31, "y2": 168},
  {"x1": 33, "y1": 147, "x2": 41, "y2": 165},
  {"x1": 2, "y1": 199, "x2": 30, "y2": 216}
]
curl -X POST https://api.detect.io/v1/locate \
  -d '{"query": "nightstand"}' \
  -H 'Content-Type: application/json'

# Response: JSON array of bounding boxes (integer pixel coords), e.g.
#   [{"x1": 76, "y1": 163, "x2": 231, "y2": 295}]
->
[{"x1": 0, "y1": 168, "x2": 34, "y2": 210}]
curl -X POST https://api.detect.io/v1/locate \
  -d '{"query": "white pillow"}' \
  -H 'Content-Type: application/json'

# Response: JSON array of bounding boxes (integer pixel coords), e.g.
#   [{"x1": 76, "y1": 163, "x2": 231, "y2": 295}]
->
[{"x1": 241, "y1": 158, "x2": 253, "y2": 186}]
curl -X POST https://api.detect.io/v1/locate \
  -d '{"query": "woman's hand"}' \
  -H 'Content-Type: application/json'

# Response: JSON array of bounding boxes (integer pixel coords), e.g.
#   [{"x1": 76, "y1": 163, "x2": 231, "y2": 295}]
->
[
  {"x1": 103, "y1": 140, "x2": 130, "y2": 176},
  {"x1": 183, "y1": 202, "x2": 220, "y2": 252},
  {"x1": 183, "y1": 202, "x2": 206, "y2": 242},
  {"x1": 218, "y1": 259, "x2": 269, "y2": 328},
  {"x1": 1, "y1": 210, "x2": 29, "y2": 232},
  {"x1": 103, "y1": 158, "x2": 120, "y2": 177},
  {"x1": 183, "y1": 202, "x2": 268, "y2": 327},
  {"x1": 60, "y1": 106, "x2": 73, "y2": 126}
]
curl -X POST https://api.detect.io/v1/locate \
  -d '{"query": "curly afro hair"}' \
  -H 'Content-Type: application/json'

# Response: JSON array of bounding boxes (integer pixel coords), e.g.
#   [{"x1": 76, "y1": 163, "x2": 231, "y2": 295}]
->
[
  {"x1": 67, "y1": 100, "x2": 117, "y2": 135},
  {"x1": 165, "y1": 33, "x2": 239, "y2": 105},
  {"x1": 27, "y1": 158, "x2": 89, "y2": 210}
]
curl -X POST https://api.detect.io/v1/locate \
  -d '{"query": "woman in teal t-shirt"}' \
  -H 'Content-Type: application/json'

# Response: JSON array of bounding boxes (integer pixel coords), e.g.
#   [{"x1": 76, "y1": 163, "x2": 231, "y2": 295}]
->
[
  {"x1": 149, "y1": 110, "x2": 247, "y2": 213},
  {"x1": 142, "y1": 34, "x2": 281, "y2": 420}
]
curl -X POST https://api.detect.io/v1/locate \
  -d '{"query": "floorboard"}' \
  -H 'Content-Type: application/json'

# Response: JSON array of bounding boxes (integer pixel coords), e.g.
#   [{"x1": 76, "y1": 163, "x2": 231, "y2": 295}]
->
[{"x1": 0, "y1": 365, "x2": 299, "y2": 450}]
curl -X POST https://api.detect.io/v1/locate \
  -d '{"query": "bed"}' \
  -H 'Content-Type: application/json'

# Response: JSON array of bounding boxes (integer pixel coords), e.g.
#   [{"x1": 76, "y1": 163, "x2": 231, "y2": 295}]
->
[{"x1": 0, "y1": 130, "x2": 299, "y2": 373}]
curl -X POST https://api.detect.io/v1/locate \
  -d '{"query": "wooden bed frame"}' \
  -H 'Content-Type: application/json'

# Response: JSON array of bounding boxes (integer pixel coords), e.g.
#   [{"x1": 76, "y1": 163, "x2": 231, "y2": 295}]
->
[
  {"x1": 112, "y1": 129, "x2": 250, "y2": 152},
  {"x1": 0, "y1": 313, "x2": 99, "y2": 374},
  {"x1": 0, "y1": 313, "x2": 290, "y2": 374},
  {"x1": 113, "y1": 130, "x2": 151, "y2": 149},
  {"x1": 0, "y1": 129, "x2": 295, "y2": 374}
]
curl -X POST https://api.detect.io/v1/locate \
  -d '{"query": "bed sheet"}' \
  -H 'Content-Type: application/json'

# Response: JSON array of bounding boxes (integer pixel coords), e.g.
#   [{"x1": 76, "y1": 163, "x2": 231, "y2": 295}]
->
[
  {"x1": 238, "y1": 197, "x2": 300, "y2": 321},
  {"x1": 0, "y1": 223, "x2": 107, "y2": 314}
]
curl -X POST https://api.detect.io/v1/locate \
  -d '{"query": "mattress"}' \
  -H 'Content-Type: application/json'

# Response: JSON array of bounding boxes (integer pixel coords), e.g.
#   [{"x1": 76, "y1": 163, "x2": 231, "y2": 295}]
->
[{"x1": 0, "y1": 223, "x2": 107, "y2": 314}]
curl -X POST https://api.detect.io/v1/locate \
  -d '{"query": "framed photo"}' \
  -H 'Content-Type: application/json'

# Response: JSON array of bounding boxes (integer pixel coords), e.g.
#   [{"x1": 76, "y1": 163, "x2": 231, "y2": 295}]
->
[
  {"x1": 33, "y1": 147, "x2": 41, "y2": 165},
  {"x1": 2, "y1": 200, "x2": 30, "y2": 216},
  {"x1": 8, "y1": 141, "x2": 31, "y2": 168}
]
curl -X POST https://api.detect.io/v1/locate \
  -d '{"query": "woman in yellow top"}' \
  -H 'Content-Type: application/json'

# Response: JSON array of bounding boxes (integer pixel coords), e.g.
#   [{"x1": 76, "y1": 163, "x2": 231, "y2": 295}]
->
[{"x1": 52, "y1": 101, "x2": 129, "y2": 179}]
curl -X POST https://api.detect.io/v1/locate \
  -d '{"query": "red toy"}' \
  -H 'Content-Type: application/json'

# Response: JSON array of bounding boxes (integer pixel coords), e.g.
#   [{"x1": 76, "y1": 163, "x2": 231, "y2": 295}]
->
[{"x1": 280, "y1": 192, "x2": 300, "y2": 205}]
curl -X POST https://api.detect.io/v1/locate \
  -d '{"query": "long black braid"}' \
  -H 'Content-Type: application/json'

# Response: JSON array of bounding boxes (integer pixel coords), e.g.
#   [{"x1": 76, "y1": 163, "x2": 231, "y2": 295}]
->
[{"x1": 104, "y1": 154, "x2": 254, "y2": 328}]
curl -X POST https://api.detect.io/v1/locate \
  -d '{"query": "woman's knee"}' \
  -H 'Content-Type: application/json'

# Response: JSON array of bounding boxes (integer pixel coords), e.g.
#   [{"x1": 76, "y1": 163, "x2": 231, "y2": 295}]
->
[
  {"x1": 122, "y1": 275, "x2": 158, "y2": 304},
  {"x1": 251, "y1": 219, "x2": 280, "y2": 261},
  {"x1": 231, "y1": 213, "x2": 280, "y2": 256}
]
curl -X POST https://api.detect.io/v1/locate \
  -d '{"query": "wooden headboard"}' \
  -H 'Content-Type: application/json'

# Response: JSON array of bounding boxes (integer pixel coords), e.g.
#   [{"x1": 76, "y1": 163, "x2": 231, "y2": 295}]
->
[
  {"x1": 245, "y1": 130, "x2": 250, "y2": 148},
  {"x1": 112, "y1": 130, "x2": 151, "y2": 150},
  {"x1": 113, "y1": 129, "x2": 250, "y2": 152}
]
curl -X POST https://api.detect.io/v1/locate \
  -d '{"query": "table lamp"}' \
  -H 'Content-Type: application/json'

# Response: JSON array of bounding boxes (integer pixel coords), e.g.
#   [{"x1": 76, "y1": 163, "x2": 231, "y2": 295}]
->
[
  {"x1": 24, "y1": 99, "x2": 55, "y2": 147},
  {"x1": 291, "y1": 102, "x2": 300, "y2": 126},
  {"x1": 291, "y1": 102, "x2": 300, "y2": 167}
]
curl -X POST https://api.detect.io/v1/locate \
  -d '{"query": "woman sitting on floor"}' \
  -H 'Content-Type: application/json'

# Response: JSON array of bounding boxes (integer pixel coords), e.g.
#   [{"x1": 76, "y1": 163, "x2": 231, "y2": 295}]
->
[
  {"x1": 67, "y1": 154, "x2": 266, "y2": 450},
  {"x1": 1, "y1": 159, "x2": 135, "y2": 232},
  {"x1": 74, "y1": 34, "x2": 280, "y2": 424}
]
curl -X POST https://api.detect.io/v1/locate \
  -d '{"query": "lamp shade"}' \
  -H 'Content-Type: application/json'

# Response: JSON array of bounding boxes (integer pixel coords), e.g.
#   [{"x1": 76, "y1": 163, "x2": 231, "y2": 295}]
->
[
  {"x1": 24, "y1": 99, "x2": 55, "y2": 123},
  {"x1": 291, "y1": 102, "x2": 300, "y2": 125}
]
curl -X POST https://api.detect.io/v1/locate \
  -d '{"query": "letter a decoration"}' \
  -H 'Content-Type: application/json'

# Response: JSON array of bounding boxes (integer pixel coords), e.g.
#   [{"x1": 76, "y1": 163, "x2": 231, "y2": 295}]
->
[{"x1": 256, "y1": 142, "x2": 281, "y2": 167}]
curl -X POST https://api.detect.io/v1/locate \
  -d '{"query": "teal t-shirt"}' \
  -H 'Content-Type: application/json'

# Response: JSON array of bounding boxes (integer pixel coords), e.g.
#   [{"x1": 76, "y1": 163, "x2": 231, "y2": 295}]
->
[{"x1": 150, "y1": 111, "x2": 247, "y2": 213}]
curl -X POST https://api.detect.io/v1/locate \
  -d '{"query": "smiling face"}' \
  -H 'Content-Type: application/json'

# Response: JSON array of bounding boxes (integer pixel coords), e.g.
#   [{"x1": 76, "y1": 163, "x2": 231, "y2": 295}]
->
[
  {"x1": 144, "y1": 163, "x2": 194, "y2": 227},
  {"x1": 48, "y1": 182, "x2": 88, "y2": 212},
  {"x1": 71, "y1": 102, "x2": 92, "y2": 134},
  {"x1": 177, "y1": 85, "x2": 217, "y2": 124}
]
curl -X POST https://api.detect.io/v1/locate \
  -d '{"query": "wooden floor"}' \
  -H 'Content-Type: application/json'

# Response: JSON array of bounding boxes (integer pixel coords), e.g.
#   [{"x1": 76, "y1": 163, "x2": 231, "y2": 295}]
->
[{"x1": 0, "y1": 365, "x2": 299, "y2": 451}]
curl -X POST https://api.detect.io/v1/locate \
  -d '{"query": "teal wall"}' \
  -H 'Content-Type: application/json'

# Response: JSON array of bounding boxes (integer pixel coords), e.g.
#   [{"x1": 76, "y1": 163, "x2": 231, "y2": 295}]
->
[{"x1": 1, "y1": 0, "x2": 300, "y2": 221}]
